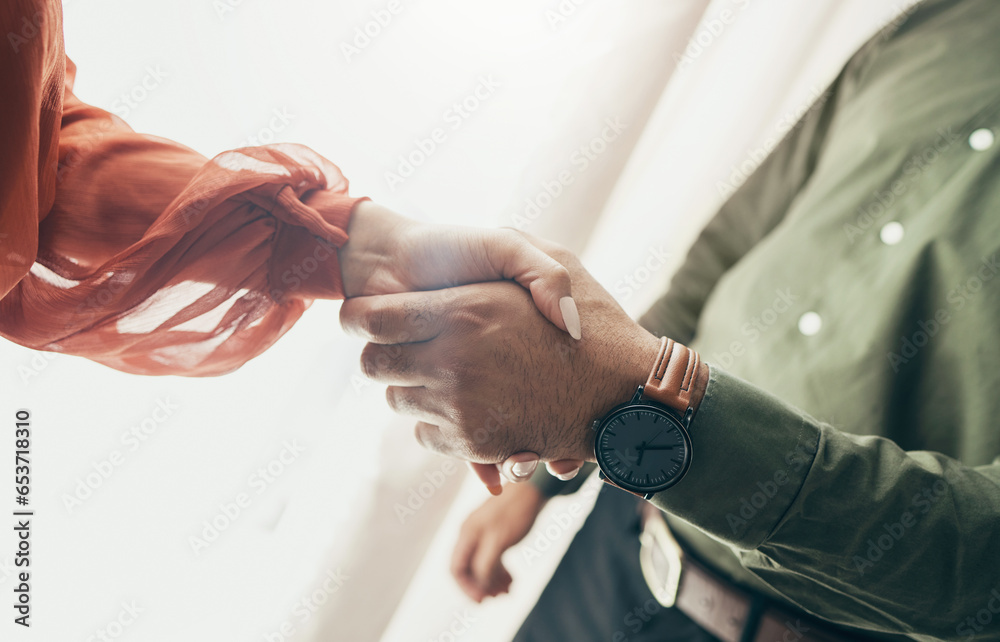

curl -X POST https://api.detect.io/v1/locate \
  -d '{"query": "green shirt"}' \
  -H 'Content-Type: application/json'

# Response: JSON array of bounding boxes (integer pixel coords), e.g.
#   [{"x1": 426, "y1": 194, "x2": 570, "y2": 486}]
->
[{"x1": 534, "y1": 1, "x2": 1000, "y2": 639}]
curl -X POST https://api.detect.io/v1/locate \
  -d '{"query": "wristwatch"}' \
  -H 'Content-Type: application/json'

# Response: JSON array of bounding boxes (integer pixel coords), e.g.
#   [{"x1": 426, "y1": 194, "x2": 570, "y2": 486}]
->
[{"x1": 592, "y1": 337, "x2": 705, "y2": 499}]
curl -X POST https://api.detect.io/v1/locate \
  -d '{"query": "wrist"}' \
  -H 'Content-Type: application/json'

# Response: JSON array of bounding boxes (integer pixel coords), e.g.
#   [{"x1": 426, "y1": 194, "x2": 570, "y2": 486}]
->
[
  {"x1": 338, "y1": 201, "x2": 412, "y2": 297},
  {"x1": 623, "y1": 329, "x2": 666, "y2": 395},
  {"x1": 581, "y1": 332, "x2": 708, "y2": 464},
  {"x1": 577, "y1": 328, "x2": 662, "y2": 463}
]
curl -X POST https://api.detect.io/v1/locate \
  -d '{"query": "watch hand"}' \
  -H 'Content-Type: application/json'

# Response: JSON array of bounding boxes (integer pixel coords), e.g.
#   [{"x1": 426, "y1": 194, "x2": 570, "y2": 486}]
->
[
  {"x1": 636, "y1": 441, "x2": 647, "y2": 466},
  {"x1": 640, "y1": 445, "x2": 676, "y2": 451}
]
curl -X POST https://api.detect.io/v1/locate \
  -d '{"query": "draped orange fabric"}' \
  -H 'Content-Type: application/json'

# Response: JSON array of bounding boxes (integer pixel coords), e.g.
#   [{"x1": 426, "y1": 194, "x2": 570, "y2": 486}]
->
[{"x1": 0, "y1": 0, "x2": 365, "y2": 376}]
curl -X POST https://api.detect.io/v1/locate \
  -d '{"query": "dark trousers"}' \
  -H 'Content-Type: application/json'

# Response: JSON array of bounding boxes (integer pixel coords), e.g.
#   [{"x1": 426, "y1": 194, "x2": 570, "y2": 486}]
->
[{"x1": 514, "y1": 486, "x2": 718, "y2": 642}]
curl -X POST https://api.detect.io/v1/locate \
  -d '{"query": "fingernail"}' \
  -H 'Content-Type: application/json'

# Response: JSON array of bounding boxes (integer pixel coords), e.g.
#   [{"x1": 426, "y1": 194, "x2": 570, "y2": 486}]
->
[
  {"x1": 559, "y1": 297, "x2": 582, "y2": 340},
  {"x1": 555, "y1": 468, "x2": 580, "y2": 481},
  {"x1": 510, "y1": 459, "x2": 538, "y2": 480},
  {"x1": 487, "y1": 484, "x2": 503, "y2": 496}
]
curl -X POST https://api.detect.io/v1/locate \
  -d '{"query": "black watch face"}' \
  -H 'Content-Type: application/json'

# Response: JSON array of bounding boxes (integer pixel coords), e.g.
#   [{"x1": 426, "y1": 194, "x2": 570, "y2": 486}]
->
[{"x1": 594, "y1": 403, "x2": 692, "y2": 495}]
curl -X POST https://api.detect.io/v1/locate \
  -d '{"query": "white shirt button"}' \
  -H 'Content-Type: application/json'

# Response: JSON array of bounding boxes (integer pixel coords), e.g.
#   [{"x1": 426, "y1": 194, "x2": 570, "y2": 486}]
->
[
  {"x1": 880, "y1": 221, "x2": 905, "y2": 245},
  {"x1": 798, "y1": 312, "x2": 822, "y2": 336},
  {"x1": 969, "y1": 128, "x2": 994, "y2": 151}
]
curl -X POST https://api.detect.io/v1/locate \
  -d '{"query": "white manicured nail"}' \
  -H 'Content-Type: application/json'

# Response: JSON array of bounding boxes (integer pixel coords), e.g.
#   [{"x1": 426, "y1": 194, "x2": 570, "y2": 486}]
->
[
  {"x1": 559, "y1": 296, "x2": 582, "y2": 340},
  {"x1": 555, "y1": 467, "x2": 581, "y2": 481},
  {"x1": 510, "y1": 459, "x2": 538, "y2": 479}
]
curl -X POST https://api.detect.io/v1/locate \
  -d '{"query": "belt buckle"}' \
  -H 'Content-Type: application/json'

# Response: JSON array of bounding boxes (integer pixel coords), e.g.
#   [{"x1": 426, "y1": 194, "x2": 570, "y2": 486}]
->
[{"x1": 639, "y1": 506, "x2": 684, "y2": 608}]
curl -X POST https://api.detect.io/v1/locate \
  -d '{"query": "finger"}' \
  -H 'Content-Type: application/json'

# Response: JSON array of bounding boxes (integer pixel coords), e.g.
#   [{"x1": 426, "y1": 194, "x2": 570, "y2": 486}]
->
[
  {"x1": 478, "y1": 230, "x2": 581, "y2": 340},
  {"x1": 451, "y1": 525, "x2": 485, "y2": 602},
  {"x1": 484, "y1": 565, "x2": 513, "y2": 599},
  {"x1": 545, "y1": 459, "x2": 585, "y2": 481},
  {"x1": 339, "y1": 291, "x2": 444, "y2": 344},
  {"x1": 468, "y1": 462, "x2": 503, "y2": 496},
  {"x1": 414, "y1": 423, "x2": 503, "y2": 494},
  {"x1": 362, "y1": 343, "x2": 429, "y2": 386},
  {"x1": 495, "y1": 566, "x2": 513, "y2": 597},
  {"x1": 508, "y1": 229, "x2": 580, "y2": 267},
  {"x1": 499, "y1": 452, "x2": 539, "y2": 483},
  {"x1": 471, "y1": 534, "x2": 511, "y2": 598},
  {"x1": 385, "y1": 386, "x2": 443, "y2": 423},
  {"x1": 413, "y1": 421, "x2": 463, "y2": 460}
]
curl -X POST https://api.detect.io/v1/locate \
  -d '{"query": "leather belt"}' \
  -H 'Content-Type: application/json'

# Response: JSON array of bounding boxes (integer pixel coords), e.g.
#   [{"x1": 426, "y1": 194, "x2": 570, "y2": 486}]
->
[{"x1": 639, "y1": 503, "x2": 862, "y2": 642}]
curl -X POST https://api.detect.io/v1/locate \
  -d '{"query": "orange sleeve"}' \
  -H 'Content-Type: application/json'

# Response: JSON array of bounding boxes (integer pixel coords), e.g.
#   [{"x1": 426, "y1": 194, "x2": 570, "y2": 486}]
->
[
  {"x1": 0, "y1": 5, "x2": 366, "y2": 376},
  {"x1": 0, "y1": 0, "x2": 57, "y2": 302}
]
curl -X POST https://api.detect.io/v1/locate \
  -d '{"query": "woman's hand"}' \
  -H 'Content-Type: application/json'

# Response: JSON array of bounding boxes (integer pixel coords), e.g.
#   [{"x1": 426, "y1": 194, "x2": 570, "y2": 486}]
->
[{"x1": 338, "y1": 201, "x2": 581, "y2": 340}]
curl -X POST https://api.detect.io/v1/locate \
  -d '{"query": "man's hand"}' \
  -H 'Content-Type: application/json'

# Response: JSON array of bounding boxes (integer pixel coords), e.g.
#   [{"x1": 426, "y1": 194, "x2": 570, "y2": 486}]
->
[
  {"x1": 338, "y1": 201, "x2": 581, "y2": 340},
  {"x1": 451, "y1": 482, "x2": 548, "y2": 602},
  {"x1": 338, "y1": 202, "x2": 585, "y2": 492},
  {"x1": 340, "y1": 238, "x2": 660, "y2": 468}
]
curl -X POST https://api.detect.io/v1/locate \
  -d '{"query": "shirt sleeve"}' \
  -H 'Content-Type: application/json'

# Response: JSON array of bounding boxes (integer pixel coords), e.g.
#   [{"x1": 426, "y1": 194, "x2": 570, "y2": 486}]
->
[
  {"x1": 651, "y1": 367, "x2": 1000, "y2": 640},
  {"x1": 0, "y1": 53, "x2": 366, "y2": 376}
]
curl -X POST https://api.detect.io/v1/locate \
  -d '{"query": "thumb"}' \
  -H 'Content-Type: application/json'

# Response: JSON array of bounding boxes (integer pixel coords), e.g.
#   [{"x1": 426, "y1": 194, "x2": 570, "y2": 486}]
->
[
  {"x1": 472, "y1": 535, "x2": 513, "y2": 598},
  {"x1": 484, "y1": 231, "x2": 581, "y2": 340}
]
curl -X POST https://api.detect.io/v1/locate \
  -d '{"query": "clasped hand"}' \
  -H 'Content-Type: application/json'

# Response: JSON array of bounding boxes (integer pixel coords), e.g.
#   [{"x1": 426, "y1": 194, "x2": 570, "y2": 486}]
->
[{"x1": 341, "y1": 227, "x2": 658, "y2": 492}]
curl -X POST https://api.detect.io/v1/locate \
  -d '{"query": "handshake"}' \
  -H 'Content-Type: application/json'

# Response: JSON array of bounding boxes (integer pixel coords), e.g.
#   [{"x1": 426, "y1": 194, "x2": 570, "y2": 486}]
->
[
  {"x1": 338, "y1": 201, "x2": 663, "y2": 493},
  {"x1": 338, "y1": 201, "x2": 671, "y2": 601}
]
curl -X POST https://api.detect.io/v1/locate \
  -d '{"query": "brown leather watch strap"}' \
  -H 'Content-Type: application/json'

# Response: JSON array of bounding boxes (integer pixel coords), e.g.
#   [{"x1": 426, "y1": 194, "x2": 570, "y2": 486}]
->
[
  {"x1": 597, "y1": 336, "x2": 708, "y2": 499},
  {"x1": 643, "y1": 337, "x2": 706, "y2": 414}
]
